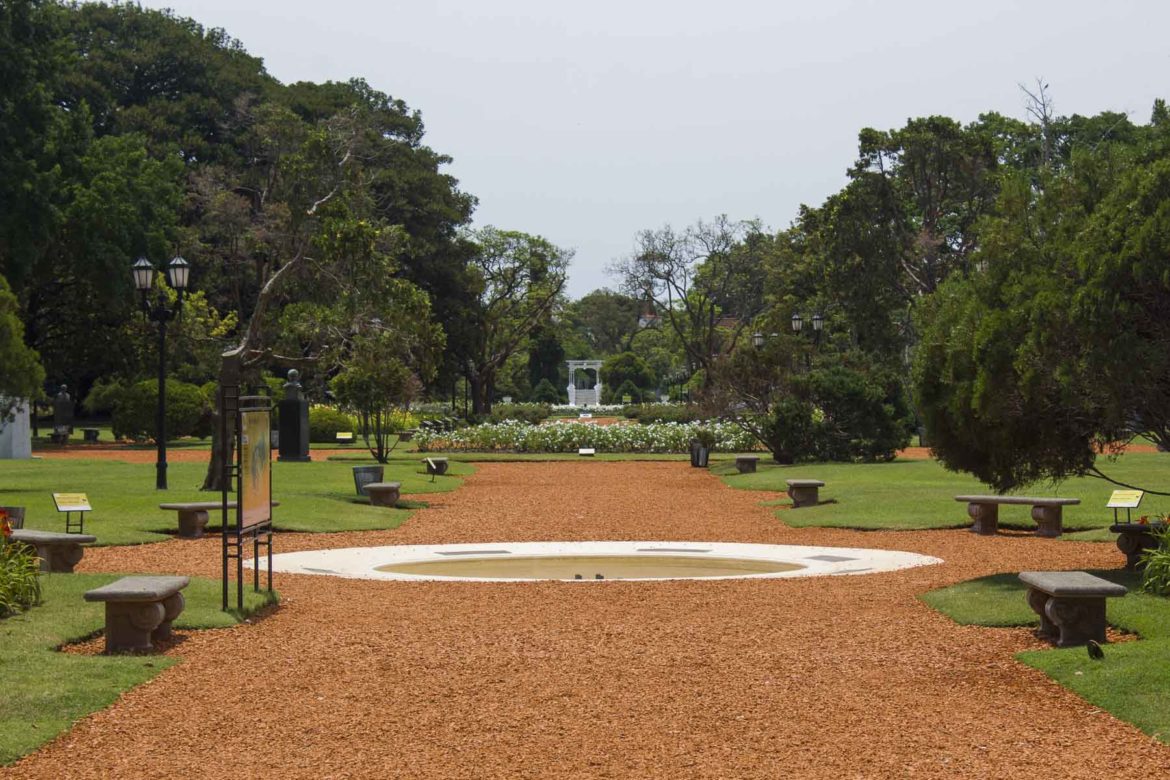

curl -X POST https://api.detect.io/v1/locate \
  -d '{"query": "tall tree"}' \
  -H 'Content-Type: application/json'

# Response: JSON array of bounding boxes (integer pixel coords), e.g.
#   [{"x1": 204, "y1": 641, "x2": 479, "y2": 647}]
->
[
  {"x1": 463, "y1": 227, "x2": 571, "y2": 414},
  {"x1": 611, "y1": 216, "x2": 768, "y2": 389}
]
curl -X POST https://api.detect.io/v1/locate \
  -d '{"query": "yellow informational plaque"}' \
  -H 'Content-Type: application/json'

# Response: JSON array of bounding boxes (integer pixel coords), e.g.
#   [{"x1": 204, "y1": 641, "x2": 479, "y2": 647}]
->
[
  {"x1": 52, "y1": 493, "x2": 91, "y2": 512},
  {"x1": 240, "y1": 410, "x2": 271, "y2": 530},
  {"x1": 1107, "y1": 490, "x2": 1144, "y2": 509}
]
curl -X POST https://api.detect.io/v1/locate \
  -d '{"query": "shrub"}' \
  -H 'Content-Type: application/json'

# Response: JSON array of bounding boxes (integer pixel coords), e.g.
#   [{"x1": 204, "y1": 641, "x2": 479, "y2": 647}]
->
[
  {"x1": 309, "y1": 405, "x2": 359, "y2": 443},
  {"x1": 761, "y1": 365, "x2": 912, "y2": 463},
  {"x1": 1, "y1": 518, "x2": 41, "y2": 618},
  {"x1": 1140, "y1": 527, "x2": 1170, "y2": 596},
  {"x1": 111, "y1": 379, "x2": 212, "y2": 441},
  {"x1": 489, "y1": 403, "x2": 552, "y2": 425},
  {"x1": 611, "y1": 379, "x2": 642, "y2": 404},
  {"x1": 601, "y1": 352, "x2": 656, "y2": 401},
  {"x1": 627, "y1": 403, "x2": 705, "y2": 425},
  {"x1": 81, "y1": 378, "x2": 125, "y2": 416},
  {"x1": 530, "y1": 378, "x2": 562, "y2": 404}
]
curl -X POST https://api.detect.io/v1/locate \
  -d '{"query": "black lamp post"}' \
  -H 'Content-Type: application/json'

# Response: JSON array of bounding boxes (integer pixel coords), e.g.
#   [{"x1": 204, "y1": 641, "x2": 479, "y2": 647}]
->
[{"x1": 132, "y1": 255, "x2": 190, "y2": 490}]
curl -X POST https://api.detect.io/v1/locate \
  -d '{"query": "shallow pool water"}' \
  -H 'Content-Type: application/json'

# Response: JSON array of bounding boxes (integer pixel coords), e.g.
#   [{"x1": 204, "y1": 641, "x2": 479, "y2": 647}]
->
[{"x1": 376, "y1": 554, "x2": 804, "y2": 580}]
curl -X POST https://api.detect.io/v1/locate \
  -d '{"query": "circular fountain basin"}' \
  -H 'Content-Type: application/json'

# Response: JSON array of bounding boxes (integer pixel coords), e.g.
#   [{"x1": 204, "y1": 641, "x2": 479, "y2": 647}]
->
[{"x1": 256, "y1": 541, "x2": 941, "y2": 582}]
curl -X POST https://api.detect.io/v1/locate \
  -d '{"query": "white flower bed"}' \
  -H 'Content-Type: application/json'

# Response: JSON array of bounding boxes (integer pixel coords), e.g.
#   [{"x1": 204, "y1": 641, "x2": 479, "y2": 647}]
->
[
  {"x1": 550, "y1": 404, "x2": 629, "y2": 413},
  {"x1": 415, "y1": 420, "x2": 760, "y2": 453}
]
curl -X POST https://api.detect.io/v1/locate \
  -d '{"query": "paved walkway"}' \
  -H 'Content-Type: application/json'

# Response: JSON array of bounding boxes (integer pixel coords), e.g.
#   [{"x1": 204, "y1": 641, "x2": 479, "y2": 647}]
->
[{"x1": 4, "y1": 462, "x2": 1168, "y2": 778}]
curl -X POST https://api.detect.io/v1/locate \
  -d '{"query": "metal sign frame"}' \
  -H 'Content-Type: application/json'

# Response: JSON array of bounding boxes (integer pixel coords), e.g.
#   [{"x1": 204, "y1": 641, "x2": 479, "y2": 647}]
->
[{"x1": 219, "y1": 357, "x2": 274, "y2": 612}]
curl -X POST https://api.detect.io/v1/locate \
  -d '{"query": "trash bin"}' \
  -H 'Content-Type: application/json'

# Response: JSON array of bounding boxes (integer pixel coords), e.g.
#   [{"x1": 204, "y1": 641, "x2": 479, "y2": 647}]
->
[{"x1": 352, "y1": 465, "x2": 385, "y2": 496}]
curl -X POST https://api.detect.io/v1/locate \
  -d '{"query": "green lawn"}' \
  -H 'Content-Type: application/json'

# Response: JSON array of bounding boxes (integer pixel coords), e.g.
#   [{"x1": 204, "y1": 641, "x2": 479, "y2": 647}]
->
[
  {"x1": 922, "y1": 570, "x2": 1170, "y2": 743},
  {"x1": 714, "y1": 453, "x2": 1170, "y2": 533},
  {"x1": 0, "y1": 573, "x2": 276, "y2": 765},
  {"x1": 0, "y1": 455, "x2": 473, "y2": 545}
]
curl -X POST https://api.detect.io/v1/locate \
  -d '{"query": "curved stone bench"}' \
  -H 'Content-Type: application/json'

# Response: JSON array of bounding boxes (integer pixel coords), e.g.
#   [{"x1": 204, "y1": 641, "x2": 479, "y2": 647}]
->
[
  {"x1": 786, "y1": 479, "x2": 825, "y2": 508},
  {"x1": 9, "y1": 529, "x2": 96, "y2": 573},
  {"x1": 1019, "y1": 571, "x2": 1126, "y2": 647},
  {"x1": 955, "y1": 495, "x2": 1080, "y2": 537},
  {"x1": 364, "y1": 482, "x2": 402, "y2": 507},
  {"x1": 84, "y1": 575, "x2": 188, "y2": 653},
  {"x1": 423, "y1": 457, "x2": 449, "y2": 476},
  {"x1": 735, "y1": 455, "x2": 759, "y2": 474},
  {"x1": 159, "y1": 500, "x2": 280, "y2": 539}
]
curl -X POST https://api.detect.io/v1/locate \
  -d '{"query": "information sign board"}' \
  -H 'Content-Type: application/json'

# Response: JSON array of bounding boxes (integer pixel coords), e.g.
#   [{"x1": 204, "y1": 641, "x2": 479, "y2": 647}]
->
[
  {"x1": 1107, "y1": 490, "x2": 1144, "y2": 509},
  {"x1": 52, "y1": 493, "x2": 91, "y2": 512}
]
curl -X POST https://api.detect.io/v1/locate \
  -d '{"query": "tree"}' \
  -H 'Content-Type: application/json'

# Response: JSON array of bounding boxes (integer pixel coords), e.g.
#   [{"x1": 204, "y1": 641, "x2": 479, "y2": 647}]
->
[
  {"x1": 0, "y1": 274, "x2": 45, "y2": 420},
  {"x1": 331, "y1": 329, "x2": 429, "y2": 463},
  {"x1": 913, "y1": 127, "x2": 1170, "y2": 494},
  {"x1": 600, "y1": 352, "x2": 655, "y2": 401},
  {"x1": 562, "y1": 289, "x2": 641, "y2": 354},
  {"x1": 462, "y1": 227, "x2": 571, "y2": 414},
  {"x1": 611, "y1": 216, "x2": 769, "y2": 390}
]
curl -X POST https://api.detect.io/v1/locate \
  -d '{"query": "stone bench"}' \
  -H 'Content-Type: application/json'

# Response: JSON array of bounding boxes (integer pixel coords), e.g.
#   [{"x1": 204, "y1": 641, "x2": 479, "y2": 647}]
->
[
  {"x1": 364, "y1": 482, "x2": 402, "y2": 507},
  {"x1": 159, "y1": 501, "x2": 280, "y2": 539},
  {"x1": 9, "y1": 529, "x2": 96, "y2": 573},
  {"x1": 735, "y1": 455, "x2": 759, "y2": 474},
  {"x1": 82, "y1": 428, "x2": 100, "y2": 442},
  {"x1": 786, "y1": 479, "x2": 825, "y2": 508},
  {"x1": 423, "y1": 457, "x2": 449, "y2": 476},
  {"x1": 84, "y1": 576, "x2": 189, "y2": 653},
  {"x1": 955, "y1": 495, "x2": 1080, "y2": 537},
  {"x1": 1110, "y1": 522, "x2": 1167, "y2": 569},
  {"x1": 1019, "y1": 571, "x2": 1127, "y2": 647}
]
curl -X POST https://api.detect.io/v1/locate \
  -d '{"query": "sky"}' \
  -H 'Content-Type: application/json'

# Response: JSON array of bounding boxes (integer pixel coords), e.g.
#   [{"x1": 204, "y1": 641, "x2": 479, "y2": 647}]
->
[{"x1": 142, "y1": 0, "x2": 1170, "y2": 298}]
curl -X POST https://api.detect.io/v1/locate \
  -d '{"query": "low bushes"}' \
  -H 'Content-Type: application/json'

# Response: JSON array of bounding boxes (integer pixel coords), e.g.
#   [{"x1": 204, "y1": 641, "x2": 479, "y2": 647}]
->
[
  {"x1": 309, "y1": 405, "x2": 359, "y2": 443},
  {"x1": 488, "y1": 403, "x2": 552, "y2": 425},
  {"x1": 415, "y1": 420, "x2": 758, "y2": 453},
  {"x1": 625, "y1": 403, "x2": 704, "y2": 425},
  {"x1": 110, "y1": 379, "x2": 212, "y2": 441}
]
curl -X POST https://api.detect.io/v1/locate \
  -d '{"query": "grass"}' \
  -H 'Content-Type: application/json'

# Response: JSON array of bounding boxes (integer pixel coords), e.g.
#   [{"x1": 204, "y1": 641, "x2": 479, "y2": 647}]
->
[
  {"x1": 922, "y1": 570, "x2": 1170, "y2": 743},
  {"x1": 713, "y1": 453, "x2": 1170, "y2": 534},
  {"x1": 0, "y1": 455, "x2": 473, "y2": 545},
  {"x1": 0, "y1": 573, "x2": 276, "y2": 765}
]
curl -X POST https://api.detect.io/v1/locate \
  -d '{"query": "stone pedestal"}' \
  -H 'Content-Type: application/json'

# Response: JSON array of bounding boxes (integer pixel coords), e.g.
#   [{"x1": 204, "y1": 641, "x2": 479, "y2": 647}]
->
[
  {"x1": 278, "y1": 399, "x2": 310, "y2": 461},
  {"x1": 0, "y1": 400, "x2": 32, "y2": 459},
  {"x1": 365, "y1": 482, "x2": 401, "y2": 507},
  {"x1": 177, "y1": 509, "x2": 210, "y2": 539},
  {"x1": 1031, "y1": 505, "x2": 1064, "y2": 537},
  {"x1": 967, "y1": 502, "x2": 999, "y2": 535},
  {"x1": 735, "y1": 456, "x2": 759, "y2": 474},
  {"x1": 786, "y1": 479, "x2": 825, "y2": 508},
  {"x1": 102, "y1": 592, "x2": 185, "y2": 652}
]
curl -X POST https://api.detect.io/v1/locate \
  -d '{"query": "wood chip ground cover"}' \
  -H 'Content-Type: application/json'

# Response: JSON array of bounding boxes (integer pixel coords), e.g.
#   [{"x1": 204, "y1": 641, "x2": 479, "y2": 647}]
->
[{"x1": 3, "y1": 461, "x2": 1169, "y2": 778}]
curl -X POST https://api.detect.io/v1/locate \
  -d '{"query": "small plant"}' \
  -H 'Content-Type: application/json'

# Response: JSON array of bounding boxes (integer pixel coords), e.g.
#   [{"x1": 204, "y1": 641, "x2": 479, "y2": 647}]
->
[
  {"x1": 1140, "y1": 526, "x2": 1170, "y2": 596},
  {"x1": 694, "y1": 427, "x2": 718, "y2": 450},
  {"x1": 0, "y1": 513, "x2": 41, "y2": 618}
]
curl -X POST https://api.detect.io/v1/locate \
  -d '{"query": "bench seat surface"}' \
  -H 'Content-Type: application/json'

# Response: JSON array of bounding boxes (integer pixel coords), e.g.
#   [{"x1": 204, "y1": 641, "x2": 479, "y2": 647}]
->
[
  {"x1": 10, "y1": 529, "x2": 96, "y2": 544},
  {"x1": 84, "y1": 575, "x2": 190, "y2": 602},
  {"x1": 364, "y1": 482, "x2": 402, "y2": 490},
  {"x1": 955, "y1": 495, "x2": 1080, "y2": 506},
  {"x1": 1019, "y1": 571, "x2": 1127, "y2": 597},
  {"x1": 786, "y1": 479, "x2": 825, "y2": 487}
]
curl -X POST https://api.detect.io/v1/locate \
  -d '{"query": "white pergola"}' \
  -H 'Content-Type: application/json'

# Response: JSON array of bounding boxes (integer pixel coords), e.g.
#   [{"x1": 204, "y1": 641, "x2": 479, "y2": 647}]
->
[{"x1": 565, "y1": 360, "x2": 603, "y2": 406}]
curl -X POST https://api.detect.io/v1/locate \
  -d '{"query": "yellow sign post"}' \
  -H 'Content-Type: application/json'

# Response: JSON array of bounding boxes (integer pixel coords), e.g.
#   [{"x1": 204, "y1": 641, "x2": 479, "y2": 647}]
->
[
  {"x1": 52, "y1": 492, "x2": 91, "y2": 533},
  {"x1": 1107, "y1": 489, "x2": 1144, "y2": 524}
]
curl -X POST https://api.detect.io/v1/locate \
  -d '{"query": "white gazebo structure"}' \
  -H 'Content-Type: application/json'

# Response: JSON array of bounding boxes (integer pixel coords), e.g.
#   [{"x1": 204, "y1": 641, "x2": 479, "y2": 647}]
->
[{"x1": 566, "y1": 360, "x2": 603, "y2": 406}]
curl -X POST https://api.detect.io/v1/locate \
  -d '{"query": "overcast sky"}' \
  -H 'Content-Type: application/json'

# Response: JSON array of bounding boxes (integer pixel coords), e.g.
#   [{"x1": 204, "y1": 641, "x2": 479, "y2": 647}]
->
[{"x1": 143, "y1": 0, "x2": 1169, "y2": 298}]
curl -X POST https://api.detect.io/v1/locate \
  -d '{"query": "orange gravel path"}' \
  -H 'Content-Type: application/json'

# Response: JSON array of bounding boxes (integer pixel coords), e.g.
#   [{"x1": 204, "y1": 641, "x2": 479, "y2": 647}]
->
[{"x1": 4, "y1": 462, "x2": 1170, "y2": 779}]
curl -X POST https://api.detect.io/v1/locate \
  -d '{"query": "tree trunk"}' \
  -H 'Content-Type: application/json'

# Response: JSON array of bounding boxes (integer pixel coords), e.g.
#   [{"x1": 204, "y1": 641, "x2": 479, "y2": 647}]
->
[
  {"x1": 200, "y1": 349, "x2": 243, "y2": 492},
  {"x1": 469, "y1": 371, "x2": 493, "y2": 416}
]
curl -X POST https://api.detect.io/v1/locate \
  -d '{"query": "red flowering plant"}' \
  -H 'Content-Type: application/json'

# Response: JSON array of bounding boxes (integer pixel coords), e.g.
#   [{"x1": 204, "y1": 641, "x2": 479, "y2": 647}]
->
[{"x1": 0, "y1": 513, "x2": 40, "y2": 617}]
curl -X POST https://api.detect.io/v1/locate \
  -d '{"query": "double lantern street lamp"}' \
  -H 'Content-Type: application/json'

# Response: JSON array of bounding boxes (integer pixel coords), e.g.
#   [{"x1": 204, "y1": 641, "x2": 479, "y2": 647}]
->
[
  {"x1": 751, "y1": 312, "x2": 824, "y2": 349},
  {"x1": 131, "y1": 255, "x2": 190, "y2": 490}
]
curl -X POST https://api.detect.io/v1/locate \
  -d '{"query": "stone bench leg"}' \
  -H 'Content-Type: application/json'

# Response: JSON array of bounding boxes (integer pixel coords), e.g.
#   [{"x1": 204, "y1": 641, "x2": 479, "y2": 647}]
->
[
  {"x1": 368, "y1": 488, "x2": 400, "y2": 507},
  {"x1": 1031, "y1": 505, "x2": 1064, "y2": 537},
  {"x1": 735, "y1": 460, "x2": 757, "y2": 474},
  {"x1": 1025, "y1": 589, "x2": 1107, "y2": 647},
  {"x1": 788, "y1": 486, "x2": 820, "y2": 508},
  {"x1": 154, "y1": 592, "x2": 185, "y2": 641},
  {"x1": 1116, "y1": 531, "x2": 1156, "y2": 570},
  {"x1": 104, "y1": 601, "x2": 167, "y2": 653},
  {"x1": 967, "y1": 503, "x2": 998, "y2": 535},
  {"x1": 42, "y1": 543, "x2": 85, "y2": 573},
  {"x1": 177, "y1": 510, "x2": 210, "y2": 539}
]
